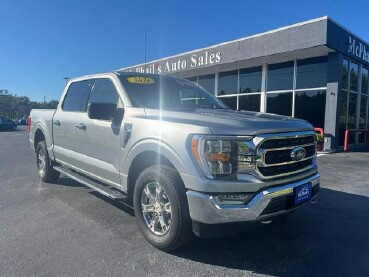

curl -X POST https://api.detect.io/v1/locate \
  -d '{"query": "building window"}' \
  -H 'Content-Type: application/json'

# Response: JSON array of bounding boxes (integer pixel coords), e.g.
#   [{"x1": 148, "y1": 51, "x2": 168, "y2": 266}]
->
[
  {"x1": 339, "y1": 91, "x2": 357, "y2": 146},
  {"x1": 359, "y1": 95, "x2": 368, "y2": 143},
  {"x1": 295, "y1": 90, "x2": 326, "y2": 128},
  {"x1": 339, "y1": 58, "x2": 366, "y2": 146},
  {"x1": 218, "y1": 96, "x2": 237, "y2": 110},
  {"x1": 360, "y1": 67, "x2": 369, "y2": 143},
  {"x1": 239, "y1": 94, "x2": 260, "y2": 112},
  {"x1": 198, "y1": 74, "x2": 215, "y2": 94},
  {"x1": 266, "y1": 92, "x2": 292, "y2": 116},
  {"x1": 296, "y1": 57, "x2": 327, "y2": 89},
  {"x1": 186, "y1": 76, "x2": 197, "y2": 83},
  {"x1": 339, "y1": 91, "x2": 348, "y2": 146},
  {"x1": 350, "y1": 62, "x2": 359, "y2": 92},
  {"x1": 342, "y1": 58, "x2": 349, "y2": 90},
  {"x1": 218, "y1": 70, "x2": 238, "y2": 95},
  {"x1": 239, "y1": 66, "x2": 262, "y2": 93},
  {"x1": 348, "y1": 93, "x2": 357, "y2": 142},
  {"x1": 362, "y1": 67, "x2": 368, "y2": 95},
  {"x1": 267, "y1": 61, "x2": 294, "y2": 91}
]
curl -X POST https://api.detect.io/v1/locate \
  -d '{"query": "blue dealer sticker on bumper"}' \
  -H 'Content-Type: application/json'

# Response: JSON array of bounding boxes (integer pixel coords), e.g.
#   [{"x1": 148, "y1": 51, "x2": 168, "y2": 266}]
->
[{"x1": 294, "y1": 183, "x2": 312, "y2": 205}]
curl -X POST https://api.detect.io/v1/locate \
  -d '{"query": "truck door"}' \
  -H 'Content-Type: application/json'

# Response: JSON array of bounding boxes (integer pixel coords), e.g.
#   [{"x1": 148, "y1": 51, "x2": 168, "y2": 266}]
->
[
  {"x1": 74, "y1": 77, "x2": 122, "y2": 187},
  {"x1": 53, "y1": 80, "x2": 93, "y2": 166}
]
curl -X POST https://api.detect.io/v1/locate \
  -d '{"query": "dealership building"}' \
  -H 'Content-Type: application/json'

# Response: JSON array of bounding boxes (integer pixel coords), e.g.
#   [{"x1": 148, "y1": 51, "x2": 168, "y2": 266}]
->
[{"x1": 119, "y1": 16, "x2": 369, "y2": 151}]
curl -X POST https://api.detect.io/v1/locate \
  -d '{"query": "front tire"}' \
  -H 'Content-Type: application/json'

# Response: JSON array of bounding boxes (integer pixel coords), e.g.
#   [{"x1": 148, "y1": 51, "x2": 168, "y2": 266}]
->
[
  {"x1": 36, "y1": 140, "x2": 60, "y2": 183},
  {"x1": 133, "y1": 165, "x2": 193, "y2": 251}
]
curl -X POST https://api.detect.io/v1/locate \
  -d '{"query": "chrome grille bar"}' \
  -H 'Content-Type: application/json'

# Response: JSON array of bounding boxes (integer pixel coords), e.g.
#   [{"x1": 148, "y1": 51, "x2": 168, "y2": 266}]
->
[{"x1": 254, "y1": 132, "x2": 317, "y2": 179}]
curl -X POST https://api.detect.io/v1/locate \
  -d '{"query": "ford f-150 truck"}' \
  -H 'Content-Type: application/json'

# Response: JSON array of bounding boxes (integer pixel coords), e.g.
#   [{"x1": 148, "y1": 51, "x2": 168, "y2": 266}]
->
[{"x1": 29, "y1": 72, "x2": 319, "y2": 251}]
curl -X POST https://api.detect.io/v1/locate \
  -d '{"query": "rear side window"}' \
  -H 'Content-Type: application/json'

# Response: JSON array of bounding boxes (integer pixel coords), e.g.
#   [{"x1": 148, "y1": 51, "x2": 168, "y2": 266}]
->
[
  {"x1": 62, "y1": 80, "x2": 94, "y2": 111},
  {"x1": 89, "y1": 78, "x2": 119, "y2": 105}
]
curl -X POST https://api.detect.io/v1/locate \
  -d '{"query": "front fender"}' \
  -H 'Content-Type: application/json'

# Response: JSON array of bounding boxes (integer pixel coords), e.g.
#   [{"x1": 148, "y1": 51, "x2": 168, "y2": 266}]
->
[{"x1": 122, "y1": 138, "x2": 197, "y2": 177}]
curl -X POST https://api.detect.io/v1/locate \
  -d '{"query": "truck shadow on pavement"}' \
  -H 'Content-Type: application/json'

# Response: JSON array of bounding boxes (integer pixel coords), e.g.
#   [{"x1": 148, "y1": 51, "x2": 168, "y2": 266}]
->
[
  {"x1": 174, "y1": 188, "x2": 369, "y2": 277},
  {"x1": 51, "y1": 177, "x2": 369, "y2": 276}
]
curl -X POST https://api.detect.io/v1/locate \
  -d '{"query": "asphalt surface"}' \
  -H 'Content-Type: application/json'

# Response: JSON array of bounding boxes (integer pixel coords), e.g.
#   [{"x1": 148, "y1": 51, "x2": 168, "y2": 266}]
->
[{"x1": 1, "y1": 126, "x2": 369, "y2": 277}]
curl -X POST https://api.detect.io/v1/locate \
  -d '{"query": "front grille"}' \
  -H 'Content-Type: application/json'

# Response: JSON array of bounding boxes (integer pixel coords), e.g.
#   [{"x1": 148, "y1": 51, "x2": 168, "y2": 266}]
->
[
  {"x1": 265, "y1": 145, "x2": 316, "y2": 164},
  {"x1": 261, "y1": 136, "x2": 315, "y2": 149},
  {"x1": 258, "y1": 158, "x2": 313, "y2": 177},
  {"x1": 256, "y1": 134, "x2": 316, "y2": 178}
]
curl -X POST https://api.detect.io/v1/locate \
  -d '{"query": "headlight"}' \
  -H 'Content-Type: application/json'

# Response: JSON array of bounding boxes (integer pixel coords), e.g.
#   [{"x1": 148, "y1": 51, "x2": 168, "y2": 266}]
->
[{"x1": 191, "y1": 135, "x2": 257, "y2": 179}]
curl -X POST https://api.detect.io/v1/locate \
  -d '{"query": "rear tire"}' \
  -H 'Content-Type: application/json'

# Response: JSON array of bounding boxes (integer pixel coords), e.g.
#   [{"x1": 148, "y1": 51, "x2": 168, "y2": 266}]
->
[
  {"x1": 133, "y1": 165, "x2": 193, "y2": 251},
  {"x1": 36, "y1": 140, "x2": 60, "y2": 183}
]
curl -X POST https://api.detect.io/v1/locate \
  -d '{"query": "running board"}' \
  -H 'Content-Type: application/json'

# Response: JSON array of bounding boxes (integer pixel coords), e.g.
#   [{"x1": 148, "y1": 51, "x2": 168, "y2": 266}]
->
[{"x1": 53, "y1": 166, "x2": 127, "y2": 200}]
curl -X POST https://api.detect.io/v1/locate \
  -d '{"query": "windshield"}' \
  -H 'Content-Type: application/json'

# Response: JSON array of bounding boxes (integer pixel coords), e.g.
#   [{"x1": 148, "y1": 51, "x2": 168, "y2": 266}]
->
[{"x1": 118, "y1": 75, "x2": 227, "y2": 110}]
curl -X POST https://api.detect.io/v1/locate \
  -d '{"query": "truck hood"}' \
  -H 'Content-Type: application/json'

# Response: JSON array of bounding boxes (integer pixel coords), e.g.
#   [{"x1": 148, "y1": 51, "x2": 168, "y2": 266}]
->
[{"x1": 144, "y1": 108, "x2": 314, "y2": 135}]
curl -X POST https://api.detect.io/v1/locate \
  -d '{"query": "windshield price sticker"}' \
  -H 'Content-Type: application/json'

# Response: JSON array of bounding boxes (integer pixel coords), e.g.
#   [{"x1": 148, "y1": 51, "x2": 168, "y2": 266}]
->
[{"x1": 127, "y1": 77, "x2": 155, "y2": 84}]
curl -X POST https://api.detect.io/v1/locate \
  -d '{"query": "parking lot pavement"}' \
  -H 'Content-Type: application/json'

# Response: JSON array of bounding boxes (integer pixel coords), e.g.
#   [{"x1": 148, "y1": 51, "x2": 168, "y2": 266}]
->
[{"x1": 1, "y1": 126, "x2": 368, "y2": 277}]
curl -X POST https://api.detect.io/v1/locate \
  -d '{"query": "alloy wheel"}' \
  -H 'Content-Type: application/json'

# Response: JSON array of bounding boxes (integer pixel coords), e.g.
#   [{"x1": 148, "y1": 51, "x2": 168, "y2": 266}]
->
[{"x1": 141, "y1": 182, "x2": 172, "y2": 236}]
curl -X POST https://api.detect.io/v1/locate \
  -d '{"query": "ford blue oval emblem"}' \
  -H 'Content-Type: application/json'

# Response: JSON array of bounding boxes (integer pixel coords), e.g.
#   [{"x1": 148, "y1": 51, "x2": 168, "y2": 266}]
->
[{"x1": 290, "y1": 147, "x2": 306, "y2": 161}]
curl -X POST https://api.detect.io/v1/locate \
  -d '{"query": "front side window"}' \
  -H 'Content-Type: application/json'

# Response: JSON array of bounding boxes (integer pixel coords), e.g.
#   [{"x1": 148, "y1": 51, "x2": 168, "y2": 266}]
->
[
  {"x1": 62, "y1": 80, "x2": 94, "y2": 112},
  {"x1": 89, "y1": 78, "x2": 119, "y2": 105}
]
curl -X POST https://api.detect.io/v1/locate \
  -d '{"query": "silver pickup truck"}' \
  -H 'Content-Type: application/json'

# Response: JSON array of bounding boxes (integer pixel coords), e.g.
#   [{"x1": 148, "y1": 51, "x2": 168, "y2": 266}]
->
[{"x1": 29, "y1": 72, "x2": 319, "y2": 251}]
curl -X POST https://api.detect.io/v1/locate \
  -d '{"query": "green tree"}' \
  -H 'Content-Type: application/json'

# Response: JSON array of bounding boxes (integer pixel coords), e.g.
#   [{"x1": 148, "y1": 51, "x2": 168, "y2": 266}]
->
[{"x1": 0, "y1": 90, "x2": 58, "y2": 119}]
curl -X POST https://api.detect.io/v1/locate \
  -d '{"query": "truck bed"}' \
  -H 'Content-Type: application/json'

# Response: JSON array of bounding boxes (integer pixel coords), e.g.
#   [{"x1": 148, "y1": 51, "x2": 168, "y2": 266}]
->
[{"x1": 29, "y1": 109, "x2": 56, "y2": 150}]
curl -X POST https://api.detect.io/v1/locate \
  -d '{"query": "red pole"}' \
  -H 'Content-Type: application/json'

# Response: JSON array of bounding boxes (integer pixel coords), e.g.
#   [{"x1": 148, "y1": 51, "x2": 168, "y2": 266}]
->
[{"x1": 344, "y1": 129, "x2": 350, "y2": 152}]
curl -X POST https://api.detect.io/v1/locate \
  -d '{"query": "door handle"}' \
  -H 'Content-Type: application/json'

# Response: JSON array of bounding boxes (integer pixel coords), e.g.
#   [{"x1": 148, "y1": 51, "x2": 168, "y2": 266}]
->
[
  {"x1": 53, "y1": 120, "x2": 60, "y2": 126},
  {"x1": 75, "y1": 123, "x2": 86, "y2": 130}
]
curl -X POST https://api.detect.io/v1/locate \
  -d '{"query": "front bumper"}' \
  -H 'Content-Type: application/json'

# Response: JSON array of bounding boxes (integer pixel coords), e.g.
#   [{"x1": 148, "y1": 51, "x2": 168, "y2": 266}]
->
[{"x1": 186, "y1": 173, "x2": 320, "y2": 224}]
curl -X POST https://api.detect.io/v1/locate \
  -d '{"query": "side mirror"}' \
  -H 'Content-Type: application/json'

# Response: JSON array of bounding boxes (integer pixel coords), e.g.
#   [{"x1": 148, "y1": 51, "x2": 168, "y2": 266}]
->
[
  {"x1": 113, "y1": 108, "x2": 124, "y2": 124},
  {"x1": 88, "y1": 103, "x2": 117, "y2": 120}
]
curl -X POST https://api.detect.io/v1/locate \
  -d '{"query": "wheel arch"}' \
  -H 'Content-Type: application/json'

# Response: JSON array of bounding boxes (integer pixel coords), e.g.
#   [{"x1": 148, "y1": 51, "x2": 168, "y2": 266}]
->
[
  {"x1": 34, "y1": 128, "x2": 46, "y2": 150},
  {"x1": 127, "y1": 150, "x2": 184, "y2": 199}
]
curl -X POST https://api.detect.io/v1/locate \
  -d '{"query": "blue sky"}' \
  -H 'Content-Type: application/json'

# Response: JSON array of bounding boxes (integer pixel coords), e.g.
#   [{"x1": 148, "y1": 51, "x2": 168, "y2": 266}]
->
[{"x1": 0, "y1": 0, "x2": 368, "y2": 102}]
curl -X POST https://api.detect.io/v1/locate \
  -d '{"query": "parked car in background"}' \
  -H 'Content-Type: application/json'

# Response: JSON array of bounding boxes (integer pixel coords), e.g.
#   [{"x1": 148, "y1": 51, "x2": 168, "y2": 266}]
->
[
  {"x1": 0, "y1": 116, "x2": 17, "y2": 131},
  {"x1": 18, "y1": 117, "x2": 28, "y2": 125}
]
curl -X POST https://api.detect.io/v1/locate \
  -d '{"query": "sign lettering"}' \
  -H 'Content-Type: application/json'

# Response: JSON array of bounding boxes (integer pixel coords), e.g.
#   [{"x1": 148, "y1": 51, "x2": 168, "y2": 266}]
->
[
  {"x1": 348, "y1": 36, "x2": 369, "y2": 63},
  {"x1": 130, "y1": 51, "x2": 222, "y2": 74}
]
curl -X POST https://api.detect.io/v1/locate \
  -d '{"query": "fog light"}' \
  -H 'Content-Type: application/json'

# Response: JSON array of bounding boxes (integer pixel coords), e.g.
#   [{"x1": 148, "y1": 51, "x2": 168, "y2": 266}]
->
[{"x1": 214, "y1": 194, "x2": 254, "y2": 205}]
